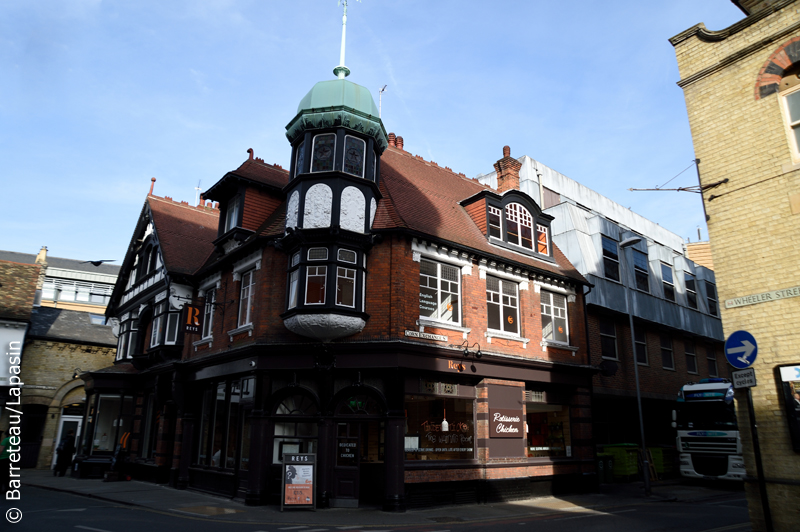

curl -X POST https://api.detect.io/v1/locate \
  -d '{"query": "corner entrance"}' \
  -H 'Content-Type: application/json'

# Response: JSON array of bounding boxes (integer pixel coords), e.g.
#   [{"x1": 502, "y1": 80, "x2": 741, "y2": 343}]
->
[{"x1": 331, "y1": 420, "x2": 385, "y2": 507}]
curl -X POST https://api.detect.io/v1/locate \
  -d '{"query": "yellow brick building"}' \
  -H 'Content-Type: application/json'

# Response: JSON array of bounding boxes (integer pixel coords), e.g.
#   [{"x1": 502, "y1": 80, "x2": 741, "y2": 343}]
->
[{"x1": 671, "y1": 1, "x2": 800, "y2": 530}]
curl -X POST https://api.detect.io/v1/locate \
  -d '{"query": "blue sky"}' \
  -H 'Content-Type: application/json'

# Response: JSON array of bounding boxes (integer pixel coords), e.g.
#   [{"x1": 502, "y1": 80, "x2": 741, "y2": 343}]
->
[{"x1": 0, "y1": 1, "x2": 744, "y2": 263}]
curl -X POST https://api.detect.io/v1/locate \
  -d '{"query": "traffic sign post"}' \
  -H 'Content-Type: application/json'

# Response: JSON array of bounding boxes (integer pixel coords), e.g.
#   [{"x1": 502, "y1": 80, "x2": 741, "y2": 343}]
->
[{"x1": 724, "y1": 331, "x2": 772, "y2": 532}]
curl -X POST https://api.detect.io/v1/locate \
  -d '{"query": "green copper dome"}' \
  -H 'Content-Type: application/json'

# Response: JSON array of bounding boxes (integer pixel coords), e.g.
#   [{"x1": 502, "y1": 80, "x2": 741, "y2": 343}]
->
[{"x1": 286, "y1": 79, "x2": 388, "y2": 153}]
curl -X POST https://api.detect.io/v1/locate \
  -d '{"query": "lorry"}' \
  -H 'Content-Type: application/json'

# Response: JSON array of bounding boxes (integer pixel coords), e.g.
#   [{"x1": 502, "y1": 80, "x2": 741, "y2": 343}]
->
[{"x1": 674, "y1": 378, "x2": 745, "y2": 480}]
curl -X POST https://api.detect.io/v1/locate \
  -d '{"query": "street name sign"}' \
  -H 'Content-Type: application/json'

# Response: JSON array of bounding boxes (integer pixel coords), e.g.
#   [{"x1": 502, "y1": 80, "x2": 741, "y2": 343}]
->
[
  {"x1": 725, "y1": 330, "x2": 758, "y2": 369},
  {"x1": 732, "y1": 368, "x2": 757, "y2": 389}
]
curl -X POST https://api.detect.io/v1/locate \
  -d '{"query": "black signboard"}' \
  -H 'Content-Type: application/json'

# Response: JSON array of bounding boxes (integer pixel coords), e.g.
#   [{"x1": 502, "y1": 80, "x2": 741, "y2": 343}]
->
[{"x1": 281, "y1": 453, "x2": 316, "y2": 511}]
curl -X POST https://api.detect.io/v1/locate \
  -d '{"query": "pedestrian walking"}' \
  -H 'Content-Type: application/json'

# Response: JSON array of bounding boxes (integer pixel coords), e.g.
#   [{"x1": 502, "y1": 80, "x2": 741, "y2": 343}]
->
[{"x1": 54, "y1": 429, "x2": 76, "y2": 477}]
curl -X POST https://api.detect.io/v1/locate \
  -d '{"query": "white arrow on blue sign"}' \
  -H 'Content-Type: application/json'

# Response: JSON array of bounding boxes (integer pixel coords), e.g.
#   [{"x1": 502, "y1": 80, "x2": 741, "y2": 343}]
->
[{"x1": 725, "y1": 330, "x2": 758, "y2": 369}]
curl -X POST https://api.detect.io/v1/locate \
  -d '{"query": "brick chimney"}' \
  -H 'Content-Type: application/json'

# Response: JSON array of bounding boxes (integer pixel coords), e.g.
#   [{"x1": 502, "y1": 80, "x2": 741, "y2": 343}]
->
[
  {"x1": 388, "y1": 132, "x2": 396, "y2": 148},
  {"x1": 396, "y1": 136, "x2": 404, "y2": 150},
  {"x1": 493, "y1": 146, "x2": 521, "y2": 193}
]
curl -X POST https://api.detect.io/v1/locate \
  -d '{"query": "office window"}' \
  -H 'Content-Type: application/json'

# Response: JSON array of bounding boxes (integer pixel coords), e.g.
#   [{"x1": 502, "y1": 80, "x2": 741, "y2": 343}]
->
[
  {"x1": 661, "y1": 263, "x2": 675, "y2": 302},
  {"x1": 311, "y1": 133, "x2": 335, "y2": 173},
  {"x1": 541, "y1": 291, "x2": 568, "y2": 343},
  {"x1": 486, "y1": 276, "x2": 519, "y2": 335},
  {"x1": 224, "y1": 197, "x2": 240, "y2": 232},
  {"x1": 419, "y1": 259, "x2": 460, "y2": 324},
  {"x1": 706, "y1": 281, "x2": 718, "y2": 316},
  {"x1": 635, "y1": 328, "x2": 648, "y2": 365},
  {"x1": 488, "y1": 206, "x2": 502, "y2": 239},
  {"x1": 661, "y1": 334, "x2": 674, "y2": 370},
  {"x1": 602, "y1": 236, "x2": 620, "y2": 282},
  {"x1": 599, "y1": 318, "x2": 617, "y2": 359},
  {"x1": 707, "y1": 348, "x2": 719, "y2": 377},
  {"x1": 633, "y1": 250, "x2": 649, "y2": 292},
  {"x1": 685, "y1": 341, "x2": 698, "y2": 374},
  {"x1": 238, "y1": 270, "x2": 255, "y2": 326},
  {"x1": 202, "y1": 290, "x2": 215, "y2": 339},
  {"x1": 685, "y1": 272, "x2": 698, "y2": 309}
]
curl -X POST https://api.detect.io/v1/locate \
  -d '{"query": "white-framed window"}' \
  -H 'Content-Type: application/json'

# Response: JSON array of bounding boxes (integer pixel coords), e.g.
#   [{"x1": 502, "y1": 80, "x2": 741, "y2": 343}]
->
[
  {"x1": 336, "y1": 267, "x2": 356, "y2": 307},
  {"x1": 150, "y1": 302, "x2": 165, "y2": 348},
  {"x1": 343, "y1": 135, "x2": 366, "y2": 177},
  {"x1": 780, "y1": 74, "x2": 800, "y2": 162},
  {"x1": 541, "y1": 290, "x2": 568, "y2": 344},
  {"x1": 633, "y1": 250, "x2": 649, "y2": 292},
  {"x1": 505, "y1": 203, "x2": 534, "y2": 249},
  {"x1": 308, "y1": 247, "x2": 328, "y2": 261},
  {"x1": 707, "y1": 348, "x2": 719, "y2": 377},
  {"x1": 705, "y1": 281, "x2": 718, "y2": 316},
  {"x1": 165, "y1": 313, "x2": 179, "y2": 345},
  {"x1": 311, "y1": 133, "x2": 336, "y2": 173},
  {"x1": 238, "y1": 270, "x2": 254, "y2": 326},
  {"x1": 419, "y1": 259, "x2": 460, "y2": 324},
  {"x1": 486, "y1": 276, "x2": 519, "y2": 335},
  {"x1": 536, "y1": 224, "x2": 549, "y2": 255},
  {"x1": 116, "y1": 313, "x2": 139, "y2": 361},
  {"x1": 224, "y1": 197, "x2": 240, "y2": 232},
  {"x1": 601, "y1": 236, "x2": 620, "y2": 282},
  {"x1": 288, "y1": 270, "x2": 299, "y2": 309},
  {"x1": 685, "y1": 272, "x2": 698, "y2": 309},
  {"x1": 635, "y1": 328, "x2": 648, "y2": 365},
  {"x1": 488, "y1": 205, "x2": 502, "y2": 239},
  {"x1": 685, "y1": 340, "x2": 698, "y2": 374},
  {"x1": 599, "y1": 318, "x2": 616, "y2": 359},
  {"x1": 305, "y1": 266, "x2": 327, "y2": 305},
  {"x1": 661, "y1": 263, "x2": 675, "y2": 302},
  {"x1": 338, "y1": 248, "x2": 357, "y2": 264},
  {"x1": 661, "y1": 334, "x2": 674, "y2": 370},
  {"x1": 202, "y1": 290, "x2": 215, "y2": 339}
]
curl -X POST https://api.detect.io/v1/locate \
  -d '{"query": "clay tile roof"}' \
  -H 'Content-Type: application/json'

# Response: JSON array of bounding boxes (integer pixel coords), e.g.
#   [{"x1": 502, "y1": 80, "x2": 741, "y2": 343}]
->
[
  {"x1": 0, "y1": 260, "x2": 41, "y2": 322},
  {"x1": 230, "y1": 159, "x2": 289, "y2": 190},
  {"x1": 375, "y1": 148, "x2": 586, "y2": 283},
  {"x1": 148, "y1": 196, "x2": 220, "y2": 275}
]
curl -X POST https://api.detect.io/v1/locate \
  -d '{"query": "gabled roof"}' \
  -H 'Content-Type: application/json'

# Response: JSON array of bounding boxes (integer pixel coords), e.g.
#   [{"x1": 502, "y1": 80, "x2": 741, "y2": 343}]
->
[
  {"x1": 205, "y1": 157, "x2": 289, "y2": 199},
  {"x1": 147, "y1": 196, "x2": 220, "y2": 276},
  {"x1": 0, "y1": 260, "x2": 41, "y2": 322},
  {"x1": 28, "y1": 307, "x2": 116, "y2": 347},
  {"x1": 374, "y1": 147, "x2": 587, "y2": 284}
]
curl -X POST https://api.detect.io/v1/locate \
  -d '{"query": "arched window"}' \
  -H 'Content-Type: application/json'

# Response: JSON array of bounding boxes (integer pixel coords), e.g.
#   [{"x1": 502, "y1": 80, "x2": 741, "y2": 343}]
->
[
  {"x1": 780, "y1": 64, "x2": 800, "y2": 161},
  {"x1": 505, "y1": 203, "x2": 534, "y2": 249},
  {"x1": 487, "y1": 200, "x2": 551, "y2": 257},
  {"x1": 335, "y1": 393, "x2": 382, "y2": 416},
  {"x1": 273, "y1": 393, "x2": 319, "y2": 463}
]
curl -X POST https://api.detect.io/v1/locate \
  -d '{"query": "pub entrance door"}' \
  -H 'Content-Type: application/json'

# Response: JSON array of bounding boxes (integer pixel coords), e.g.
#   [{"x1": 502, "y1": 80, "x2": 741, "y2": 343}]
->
[{"x1": 331, "y1": 420, "x2": 384, "y2": 507}]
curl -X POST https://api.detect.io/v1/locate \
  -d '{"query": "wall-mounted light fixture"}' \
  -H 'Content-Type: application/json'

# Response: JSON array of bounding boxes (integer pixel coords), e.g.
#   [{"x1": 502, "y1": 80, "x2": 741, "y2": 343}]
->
[
  {"x1": 72, "y1": 368, "x2": 83, "y2": 379},
  {"x1": 451, "y1": 340, "x2": 482, "y2": 359}
]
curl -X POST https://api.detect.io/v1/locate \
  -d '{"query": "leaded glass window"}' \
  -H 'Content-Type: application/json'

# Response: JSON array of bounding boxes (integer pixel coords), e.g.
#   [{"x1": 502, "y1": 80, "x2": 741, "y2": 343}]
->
[
  {"x1": 295, "y1": 141, "x2": 305, "y2": 177},
  {"x1": 311, "y1": 133, "x2": 335, "y2": 172},
  {"x1": 343, "y1": 135, "x2": 365, "y2": 177}
]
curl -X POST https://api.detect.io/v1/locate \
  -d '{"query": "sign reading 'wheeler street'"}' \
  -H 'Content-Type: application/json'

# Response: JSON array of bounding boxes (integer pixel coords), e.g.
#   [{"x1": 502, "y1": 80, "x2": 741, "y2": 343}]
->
[{"x1": 725, "y1": 285, "x2": 800, "y2": 309}]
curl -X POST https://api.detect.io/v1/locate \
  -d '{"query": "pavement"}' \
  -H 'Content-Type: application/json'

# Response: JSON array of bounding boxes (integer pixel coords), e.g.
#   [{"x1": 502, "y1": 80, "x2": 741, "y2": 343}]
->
[{"x1": 21, "y1": 470, "x2": 746, "y2": 528}]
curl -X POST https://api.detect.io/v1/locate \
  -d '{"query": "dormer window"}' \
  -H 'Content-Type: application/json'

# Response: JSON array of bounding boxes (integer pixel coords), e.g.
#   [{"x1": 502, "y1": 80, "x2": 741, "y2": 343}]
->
[
  {"x1": 311, "y1": 133, "x2": 336, "y2": 173},
  {"x1": 343, "y1": 135, "x2": 366, "y2": 177},
  {"x1": 486, "y1": 200, "x2": 552, "y2": 259},
  {"x1": 224, "y1": 197, "x2": 240, "y2": 232}
]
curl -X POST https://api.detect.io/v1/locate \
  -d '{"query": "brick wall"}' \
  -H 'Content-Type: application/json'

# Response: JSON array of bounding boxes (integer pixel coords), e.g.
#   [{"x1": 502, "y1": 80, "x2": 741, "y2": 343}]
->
[{"x1": 673, "y1": 4, "x2": 800, "y2": 530}]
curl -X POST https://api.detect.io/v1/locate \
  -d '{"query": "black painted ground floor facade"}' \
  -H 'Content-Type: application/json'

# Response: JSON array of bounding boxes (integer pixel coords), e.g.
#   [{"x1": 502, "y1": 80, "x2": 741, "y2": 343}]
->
[{"x1": 72, "y1": 341, "x2": 596, "y2": 511}]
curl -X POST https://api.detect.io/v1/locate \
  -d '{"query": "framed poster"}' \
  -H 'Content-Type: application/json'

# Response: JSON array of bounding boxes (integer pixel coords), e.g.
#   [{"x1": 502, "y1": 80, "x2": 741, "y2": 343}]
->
[
  {"x1": 281, "y1": 453, "x2": 316, "y2": 511},
  {"x1": 777, "y1": 364, "x2": 800, "y2": 453}
]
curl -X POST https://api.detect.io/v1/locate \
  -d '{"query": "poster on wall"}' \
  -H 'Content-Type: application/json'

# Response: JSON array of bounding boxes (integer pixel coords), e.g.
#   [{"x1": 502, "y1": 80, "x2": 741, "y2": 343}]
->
[
  {"x1": 777, "y1": 364, "x2": 800, "y2": 453},
  {"x1": 281, "y1": 453, "x2": 316, "y2": 511}
]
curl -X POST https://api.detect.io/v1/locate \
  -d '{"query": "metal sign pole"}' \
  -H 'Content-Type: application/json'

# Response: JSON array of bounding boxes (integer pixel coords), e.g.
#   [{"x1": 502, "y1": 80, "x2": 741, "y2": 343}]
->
[{"x1": 745, "y1": 387, "x2": 773, "y2": 532}]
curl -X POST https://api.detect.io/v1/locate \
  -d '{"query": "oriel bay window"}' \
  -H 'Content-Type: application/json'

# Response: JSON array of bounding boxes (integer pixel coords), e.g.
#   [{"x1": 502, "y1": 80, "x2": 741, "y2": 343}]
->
[
  {"x1": 115, "y1": 310, "x2": 138, "y2": 361},
  {"x1": 150, "y1": 301, "x2": 180, "y2": 348},
  {"x1": 404, "y1": 394, "x2": 474, "y2": 460},
  {"x1": 486, "y1": 276, "x2": 519, "y2": 335},
  {"x1": 419, "y1": 259, "x2": 460, "y2": 324},
  {"x1": 285, "y1": 247, "x2": 364, "y2": 312},
  {"x1": 541, "y1": 290, "x2": 568, "y2": 343}
]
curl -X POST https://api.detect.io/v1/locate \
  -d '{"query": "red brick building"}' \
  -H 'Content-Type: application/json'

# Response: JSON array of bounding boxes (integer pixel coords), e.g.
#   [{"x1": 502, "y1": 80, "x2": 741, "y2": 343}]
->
[{"x1": 76, "y1": 77, "x2": 595, "y2": 511}]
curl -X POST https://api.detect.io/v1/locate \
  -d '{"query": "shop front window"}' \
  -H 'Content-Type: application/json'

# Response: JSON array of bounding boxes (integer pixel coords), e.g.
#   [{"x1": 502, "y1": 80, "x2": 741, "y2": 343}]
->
[
  {"x1": 404, "y1": 395, "x2": 474, "y2": 460},
  {"x1": 195, "y1": 378, "x2": 253, "y2": 470},
  {"x1": 272, "y1": 394, "x2": 319, "y2": 464},
  {"x1": 89, "y1": 394, "x2": 134, "y2": 455},
  {"x1": 526, "y1": 402, "x2": 571, "y2": 458}
]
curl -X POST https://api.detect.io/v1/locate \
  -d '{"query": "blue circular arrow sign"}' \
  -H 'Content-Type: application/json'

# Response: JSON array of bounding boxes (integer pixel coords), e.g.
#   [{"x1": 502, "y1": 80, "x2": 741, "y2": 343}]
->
[{"x1": 725, "y1": 330, "x2": 758, "y2": 369}]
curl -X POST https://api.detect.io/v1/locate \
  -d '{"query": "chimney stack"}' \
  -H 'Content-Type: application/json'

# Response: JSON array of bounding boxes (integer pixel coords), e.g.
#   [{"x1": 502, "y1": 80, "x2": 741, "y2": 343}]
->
[
  {"x1": 396, "y1": 136, "x2": 404, "y2": 150},
  {"x1": 388, "y1": 132, "x2": 396, "y2": 147},
  {"x1": 149, "y1": 177, "x2": 156, "y2": 196},
  {"x1": 493, "y1": 145, "x2": 521, "y2": 193}
]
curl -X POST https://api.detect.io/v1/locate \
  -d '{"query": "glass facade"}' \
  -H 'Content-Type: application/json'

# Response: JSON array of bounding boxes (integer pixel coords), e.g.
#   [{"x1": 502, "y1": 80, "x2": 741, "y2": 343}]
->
[{"x1": 404, "y1": 395, "x2": 474, "y2": 460}]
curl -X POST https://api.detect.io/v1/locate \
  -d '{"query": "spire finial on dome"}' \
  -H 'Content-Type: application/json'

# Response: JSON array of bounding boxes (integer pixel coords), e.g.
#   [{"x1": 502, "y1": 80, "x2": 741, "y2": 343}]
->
[{"x1": 333, "y1": 0, "x2": 360, "y2": 79}]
